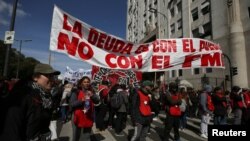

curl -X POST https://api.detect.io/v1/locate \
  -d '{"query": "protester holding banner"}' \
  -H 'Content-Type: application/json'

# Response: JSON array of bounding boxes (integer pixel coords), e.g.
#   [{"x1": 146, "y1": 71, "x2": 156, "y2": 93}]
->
[
  {"x1": 0, "y1": 63, "x2": 60, "y2": 141},
  {"x1": 69, "y1": 76, "x2": 99, "y2": 141}
]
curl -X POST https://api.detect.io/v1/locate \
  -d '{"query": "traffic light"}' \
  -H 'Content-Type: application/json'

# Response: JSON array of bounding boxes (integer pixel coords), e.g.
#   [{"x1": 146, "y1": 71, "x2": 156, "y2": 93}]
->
[{"x1": 231, "y1": 67, "x2": 238, "y2": 76}]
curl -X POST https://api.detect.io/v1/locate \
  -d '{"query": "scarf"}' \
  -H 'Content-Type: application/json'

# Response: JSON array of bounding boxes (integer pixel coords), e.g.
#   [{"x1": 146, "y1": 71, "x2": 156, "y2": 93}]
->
[{"x1": 30, "y1": 82, "x2": 52, "y2": 109}]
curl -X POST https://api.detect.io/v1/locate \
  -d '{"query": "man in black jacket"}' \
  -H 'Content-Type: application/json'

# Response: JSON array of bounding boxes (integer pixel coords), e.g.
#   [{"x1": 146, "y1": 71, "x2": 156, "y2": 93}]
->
[
  {"x1": 0, "y1": 63, "x2": 60, "y2": 141},
  {"x1": 130, "y1": 80, "x2": 153, "y2": 141},
  {"x1": 163, "y1": 82, "x2": 182, "y2": 141}
]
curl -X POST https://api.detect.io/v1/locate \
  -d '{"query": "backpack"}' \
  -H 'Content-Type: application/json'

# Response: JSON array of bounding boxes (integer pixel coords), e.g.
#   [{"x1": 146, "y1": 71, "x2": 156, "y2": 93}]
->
[
  {"x1": 110, "y1": 92, "x2": 123, "y2": 109},
  {"x1": 207, "y1": 94, "x2": 214, "y2": 111},
  {"x1": 169, "y1": 94, "x2": 181, "y2": 116}
]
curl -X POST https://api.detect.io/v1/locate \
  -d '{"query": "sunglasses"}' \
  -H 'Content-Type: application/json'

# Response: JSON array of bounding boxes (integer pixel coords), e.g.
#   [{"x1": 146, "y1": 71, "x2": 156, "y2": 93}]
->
[{"x1": 41, "y1": 74, "x2": 57, "y2": 80}]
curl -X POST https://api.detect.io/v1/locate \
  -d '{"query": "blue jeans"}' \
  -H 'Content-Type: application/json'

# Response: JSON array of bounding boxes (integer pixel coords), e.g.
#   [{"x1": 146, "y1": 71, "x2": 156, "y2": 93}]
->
[
  {"x1": 180, "y1": 112, "x2": 187, "y2": 129},
  {"x1": 214, "y1": 115, "x2": 227, "y2": 125}
]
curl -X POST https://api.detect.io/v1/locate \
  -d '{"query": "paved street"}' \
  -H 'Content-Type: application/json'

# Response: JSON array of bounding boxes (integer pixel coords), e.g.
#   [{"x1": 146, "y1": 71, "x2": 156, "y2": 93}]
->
[{"x1": 57, "y1": 112, "x2": 207, "y2": 141}]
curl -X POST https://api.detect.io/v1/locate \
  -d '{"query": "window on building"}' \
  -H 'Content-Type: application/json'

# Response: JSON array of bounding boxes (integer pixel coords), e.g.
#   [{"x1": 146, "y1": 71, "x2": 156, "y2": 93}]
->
[
  {"x1": 206, "y1": 68, "x2": 212, "y2": 73},
  {"x1": 177, "y1": 19, "x2": 182, "y2": 30},
  {"x1": 149, "y1": 15, "x2": 152, "y2": 23},
  {"x1": 172, "y1": 70, "x2": 176, "y2": 77},
  {"x1": 171, "y1": 24, "x2": 175, "y2": 34},
  {"x1": 194, "y1": 68, "x2": 200, "y2": 75},
  {"x1": 192, "y1": 8, "x2": 198, "y2": 21},
  {"x1": 154, "y1": 11, "x2": 157, "y2": 18},
  {"x1": 201, "y1": 22, "x2": 211, "y2": 37},
  {"x1": 170, "y1": 8, "x2": 175, "y2": 18},
  {"x1": 154, "y1": 0, "x2": 157, "y2": 5},
  {"x1": 144, "y1": 21, "x2": 147, "y2": 33},
  {"x1": 177, "y1": 2, "x2": 182, "y2": 14},
  {"x1": 248, "y1": 7, "x2": 250, "y2": 18},
  {"x1": 201, "y1": 1, "x2": 210, "y2": 15},
  {"x1": 178, "y1": 69, "x2": 183, "y2": 77},
  {"x1": 192, "y1": 28, "x2": 199, "y2": 38}
]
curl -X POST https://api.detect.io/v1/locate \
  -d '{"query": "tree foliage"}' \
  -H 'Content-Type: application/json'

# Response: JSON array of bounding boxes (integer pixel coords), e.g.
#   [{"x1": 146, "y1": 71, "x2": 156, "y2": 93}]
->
[{"x1": 0, "y1": 40, "x2": 40, "y2": 79}]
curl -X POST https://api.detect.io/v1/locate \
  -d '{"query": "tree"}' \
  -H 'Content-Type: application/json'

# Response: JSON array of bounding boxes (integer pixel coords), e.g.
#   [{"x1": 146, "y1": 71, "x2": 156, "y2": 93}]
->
[{"x1": 0, "y1": 40, "x2": 40, "y2": 79}]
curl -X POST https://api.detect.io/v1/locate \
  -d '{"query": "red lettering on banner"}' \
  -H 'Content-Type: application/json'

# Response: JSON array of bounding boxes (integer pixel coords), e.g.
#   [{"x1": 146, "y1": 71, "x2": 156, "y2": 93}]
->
[
  {"x1": 130, "y1": 56, "x2": 142, "y2": 68},
  {"x1": 120, "y1": 43, "x2": 133, "y2": 54},
  {"x1": 58, "y1": 32, "x2": 79, "y2": 56},
  {"x1": 88, "y1": 28, "x2": 133, "y2": 54},
  {"x1": 104, "y1": 36, "x2": 116, "y2": 50},
  {"x1": 97, "y1": 32, "x2": 107, "y2": 48},
  {"x1": 153, "y1": 40, "x2": 177, "y2": 52},
  {"x1": 182, "y1": 54, "x2": 200, "y2": 68},
  {"x1": 199, "y1": 40, "x2": 220, "y2": 51},
  {"x1": 112, "y1": 39, "x2": 125, "y2": 53},
  {"x1": 57, "y1": 32, "x2": 93, "y2": 60},
  {"x1": 72, "y1": 21, "x2": 82, "y2": 38},
  {"x1": 152, "y1": 55, "x2": 172, "y2": 69},
  {"x1": 182, "y1": 53, "x2": 223, "y2": 68},
  {"x1": 78, "y1": 42, "x2": 94, "y2": 60},
  {"x1": 135, "y1": 45, "x2": 149, "y2": 54},
  {"x1": 63, "y1": 14, "x2": 83, "y2": 38},
  {"x1": 105, "y1": 54, "x2": 143, "y2": 69},
  {"x1": 88, "y1": 28, "x2": 99, "y2": 45},
  {"x1": 117, "y1": 56, "x2": 130, "y2": 68},
  {"x1": 63, "y1": 14, "x2": 72, "y2": 31},
  {"x1": 183, "y1": 39, "x2": 196, "y2": 52},
  {"x1": 201, "y1": 52, "x2": 222, "y2": 66},
  {"x1": 105, "y1": 54, "x2": 117, "y2": 68}
]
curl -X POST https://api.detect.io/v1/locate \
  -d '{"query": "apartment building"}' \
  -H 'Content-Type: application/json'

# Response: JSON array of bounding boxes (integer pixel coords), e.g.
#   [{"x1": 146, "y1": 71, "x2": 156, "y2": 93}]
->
[{"x1": 126, "y1": 0, "x2": 250, "y2": 90}]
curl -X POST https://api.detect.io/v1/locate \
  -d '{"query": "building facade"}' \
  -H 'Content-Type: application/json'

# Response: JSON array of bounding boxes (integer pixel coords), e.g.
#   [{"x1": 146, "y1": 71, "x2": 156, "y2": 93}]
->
[{"x1": 126, "y1": 0, "x2": 250, "y2": 90}]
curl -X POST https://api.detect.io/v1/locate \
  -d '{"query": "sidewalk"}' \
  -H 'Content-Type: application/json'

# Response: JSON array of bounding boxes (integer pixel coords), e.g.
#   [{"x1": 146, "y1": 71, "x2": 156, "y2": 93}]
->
[{"x1": 58, "y1": 121, "x2": 116, "y2": 141}]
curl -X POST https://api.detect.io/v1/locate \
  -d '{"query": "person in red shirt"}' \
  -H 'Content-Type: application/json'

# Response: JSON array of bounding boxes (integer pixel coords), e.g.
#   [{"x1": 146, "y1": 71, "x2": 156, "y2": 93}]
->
[{"x1": 70, "y1": 76, "x2": 99, "y2": 141}]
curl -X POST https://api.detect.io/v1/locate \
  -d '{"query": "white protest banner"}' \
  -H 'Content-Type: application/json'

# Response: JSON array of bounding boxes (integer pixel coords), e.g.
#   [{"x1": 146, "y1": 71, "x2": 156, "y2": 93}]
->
[
  {"x1": 64, "y1": 66, "x2": 92, "y2": 83},
  {"x1": 50, "y1": 6, "x2": 225, "y2": 72}
]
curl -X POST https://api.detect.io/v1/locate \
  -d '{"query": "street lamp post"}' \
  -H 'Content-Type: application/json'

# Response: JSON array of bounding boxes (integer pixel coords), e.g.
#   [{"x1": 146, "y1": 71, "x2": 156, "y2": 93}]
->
[
  {"x1": 3, "y1": 0, "x2": 19, "y2": 77},
  {"x1": 15, "y1": 39, "x2": 32, "y2": 79},
  {"x1": 148, "y1": 7, "x2": 168, "y2": 38},
  {"x1": 222, "y1": 53, "x2": 233, "y2": 89},
  {"x1": 148, "y1": 7, "x2": 167, "y2": 19},
  {"x1": 148, "y1": 7, "x2": 168, "y2": 86}
]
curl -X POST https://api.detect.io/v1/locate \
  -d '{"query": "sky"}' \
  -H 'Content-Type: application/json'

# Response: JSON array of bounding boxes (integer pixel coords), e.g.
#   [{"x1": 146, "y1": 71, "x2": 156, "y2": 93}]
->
[{"x1": 0, "y1": 0, "x2": 127, "y2": 73}]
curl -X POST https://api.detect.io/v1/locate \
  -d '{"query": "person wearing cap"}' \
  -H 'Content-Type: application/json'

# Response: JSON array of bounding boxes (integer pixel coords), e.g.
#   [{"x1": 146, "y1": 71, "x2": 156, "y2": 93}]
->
[
  {"x1": 162, "y1": 82, "x2": 182, "y2": 141},
  {"x1": 199, "y1": 84, "x2": 214, "y2": 139},
  {"x1": 130, "y1": 80, "x2": 153, "y2": 141},
  {"x1": 0, "y1": 63, "x2": 60, "y2": 141}
]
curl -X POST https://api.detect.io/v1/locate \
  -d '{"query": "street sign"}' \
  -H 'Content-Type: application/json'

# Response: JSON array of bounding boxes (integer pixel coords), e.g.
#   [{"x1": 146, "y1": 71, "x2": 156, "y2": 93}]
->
[{"x1": 4, "y1": 31, "x2": 15, "y2": 44}]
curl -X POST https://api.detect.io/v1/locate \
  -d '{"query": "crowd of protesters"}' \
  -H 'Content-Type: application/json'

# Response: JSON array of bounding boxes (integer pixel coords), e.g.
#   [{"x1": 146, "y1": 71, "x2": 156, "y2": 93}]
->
[{"x1": 0, "y1": 64, "x2": 250, "y2": 141}]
